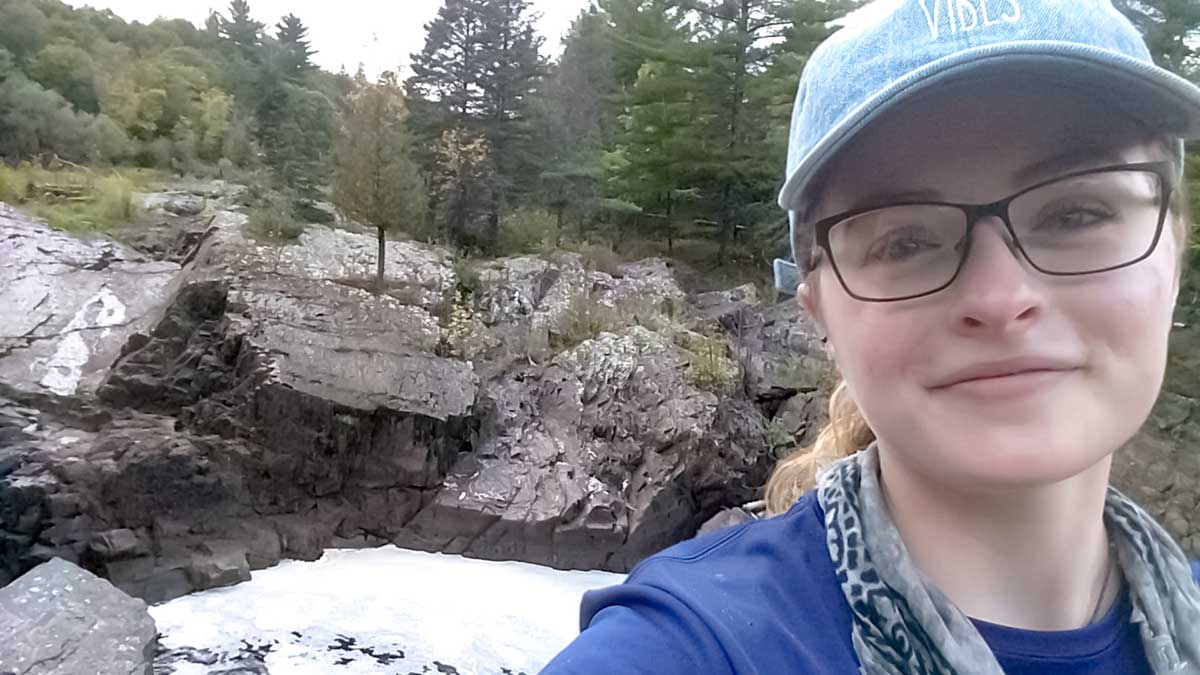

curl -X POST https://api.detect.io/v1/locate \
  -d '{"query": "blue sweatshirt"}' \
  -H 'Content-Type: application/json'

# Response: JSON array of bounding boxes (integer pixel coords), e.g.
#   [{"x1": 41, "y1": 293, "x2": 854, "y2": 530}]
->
[{"x1": 542, "y1": 491, "x2": 1200, "y2": 674}]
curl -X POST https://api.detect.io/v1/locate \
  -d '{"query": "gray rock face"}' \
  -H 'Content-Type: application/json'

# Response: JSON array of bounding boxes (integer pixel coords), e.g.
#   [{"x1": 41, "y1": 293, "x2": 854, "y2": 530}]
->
[
  {"x1": 396, "y1": 326, "x2": 770, "y2": 569},
  {"x1": 0, "y1": 557, "x2": 156, "y2": 675},
  {"x1": 0, "y1": 205, "x2": 179, "y2": 398}
]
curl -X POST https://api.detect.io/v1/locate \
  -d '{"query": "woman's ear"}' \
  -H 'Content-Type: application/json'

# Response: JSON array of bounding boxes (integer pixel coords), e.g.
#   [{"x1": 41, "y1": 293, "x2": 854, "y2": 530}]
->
[{"x1": 797, "y1": 278, "x2": 831, "y2": 351}]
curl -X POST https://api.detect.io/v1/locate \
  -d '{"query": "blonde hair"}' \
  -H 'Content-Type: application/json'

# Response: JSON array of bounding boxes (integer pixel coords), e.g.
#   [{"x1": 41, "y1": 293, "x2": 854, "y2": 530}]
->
[
  {"x1": 763, "y1": 166, "x2": 1194, "y2": 517},
  {"x1": 763, "y1": 379, "x2": 875, "y2": 515}
]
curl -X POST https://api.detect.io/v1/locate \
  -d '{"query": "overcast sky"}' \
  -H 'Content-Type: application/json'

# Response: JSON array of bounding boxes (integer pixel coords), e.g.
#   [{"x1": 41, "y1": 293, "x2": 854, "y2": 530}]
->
[{"x1": 61, "y1": 0, "x2": 594, "y2": 76}]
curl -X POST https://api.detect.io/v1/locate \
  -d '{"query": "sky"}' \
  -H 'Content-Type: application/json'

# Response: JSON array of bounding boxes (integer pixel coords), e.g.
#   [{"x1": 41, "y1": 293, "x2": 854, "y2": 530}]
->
[
  {"x1": 151, "y1": 546, "x2": 623, "y2": 674},
  {"x1": 61, "y1": 0, "x2": 594, "y2": 77}
]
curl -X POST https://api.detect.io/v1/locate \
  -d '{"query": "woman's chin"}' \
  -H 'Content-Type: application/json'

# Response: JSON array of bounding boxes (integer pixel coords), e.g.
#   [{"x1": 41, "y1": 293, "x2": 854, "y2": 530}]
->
[{"x1": 910, "y1": 426, "x2": 1116, "y2": 491}]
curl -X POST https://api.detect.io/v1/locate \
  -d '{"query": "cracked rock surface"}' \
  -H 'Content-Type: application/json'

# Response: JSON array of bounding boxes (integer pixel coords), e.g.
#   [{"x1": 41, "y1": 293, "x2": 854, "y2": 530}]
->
[{"x1": 0, "y1": 557, "x2": 156, "y2": 675}]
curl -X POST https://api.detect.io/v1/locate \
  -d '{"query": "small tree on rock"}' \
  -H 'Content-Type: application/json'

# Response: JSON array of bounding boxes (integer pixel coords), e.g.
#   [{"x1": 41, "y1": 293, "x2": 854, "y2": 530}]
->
[{"x1": 333, "y1": 70, "x2": 428, "y2": 283}]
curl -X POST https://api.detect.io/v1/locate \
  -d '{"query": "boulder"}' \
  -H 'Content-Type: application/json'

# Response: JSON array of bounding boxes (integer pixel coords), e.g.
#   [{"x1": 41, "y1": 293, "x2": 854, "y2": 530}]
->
[
  {"x1": 0, "y1": 557, "x2": 156, "y2": 675},
  {"x1": 697, "y1": 506, "x2": 758, "y2": 537},
  {"x1": 163, "y1": 194, "x2": 207, "y2": 217}
]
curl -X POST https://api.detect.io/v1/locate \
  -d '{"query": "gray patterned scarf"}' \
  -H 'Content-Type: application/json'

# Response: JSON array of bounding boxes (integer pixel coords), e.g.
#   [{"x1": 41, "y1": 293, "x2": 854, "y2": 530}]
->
[{"x1": 817, "y1": 444, "x2": 1200, "y2": 674}]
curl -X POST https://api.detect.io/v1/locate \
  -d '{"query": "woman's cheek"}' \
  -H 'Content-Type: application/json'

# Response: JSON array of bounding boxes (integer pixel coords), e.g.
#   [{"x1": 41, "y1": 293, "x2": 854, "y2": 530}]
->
[{"x1": 839, "y1": 309, "x2": 925, "y2": 395}]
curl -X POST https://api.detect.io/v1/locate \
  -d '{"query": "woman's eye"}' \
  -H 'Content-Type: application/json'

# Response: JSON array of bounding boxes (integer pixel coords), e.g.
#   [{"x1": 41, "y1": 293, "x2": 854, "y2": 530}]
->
[
  {"x1": 863, "y1": 229, "x2": 939, "y2": 264},
  {"x1": 1035, "y1": 206, "x2": 1114, "y2": 232}
]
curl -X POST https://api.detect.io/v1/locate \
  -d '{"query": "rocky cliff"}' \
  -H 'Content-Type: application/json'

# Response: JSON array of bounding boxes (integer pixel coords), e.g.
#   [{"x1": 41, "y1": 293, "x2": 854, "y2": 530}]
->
[{"x1": 0, "y1": 184, "x2": 1195, "y2": 605}]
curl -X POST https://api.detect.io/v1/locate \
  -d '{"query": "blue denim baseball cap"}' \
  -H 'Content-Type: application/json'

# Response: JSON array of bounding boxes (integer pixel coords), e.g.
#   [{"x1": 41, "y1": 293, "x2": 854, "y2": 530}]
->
[{"x1": 774, "y1": 0, "x2": 1200, "y2": 295}]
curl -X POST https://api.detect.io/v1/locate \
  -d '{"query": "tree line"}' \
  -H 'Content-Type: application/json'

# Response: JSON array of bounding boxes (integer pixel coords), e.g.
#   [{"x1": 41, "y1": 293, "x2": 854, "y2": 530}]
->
[{"x1": 0, "y1": 0, "x2": 1196, "y2": 272}]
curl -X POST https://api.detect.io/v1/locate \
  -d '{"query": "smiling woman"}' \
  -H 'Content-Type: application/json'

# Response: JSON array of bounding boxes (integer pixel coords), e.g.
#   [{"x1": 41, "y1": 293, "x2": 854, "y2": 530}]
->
[{"x1": 541, "y1": 1, "x2": 1200, "y2": 674}]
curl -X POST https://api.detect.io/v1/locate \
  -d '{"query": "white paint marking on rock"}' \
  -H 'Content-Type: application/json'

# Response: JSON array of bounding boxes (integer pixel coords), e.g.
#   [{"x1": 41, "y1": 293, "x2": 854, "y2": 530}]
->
[{"x1": 38, "y1": 287, "x2": 128, "y2": 395}]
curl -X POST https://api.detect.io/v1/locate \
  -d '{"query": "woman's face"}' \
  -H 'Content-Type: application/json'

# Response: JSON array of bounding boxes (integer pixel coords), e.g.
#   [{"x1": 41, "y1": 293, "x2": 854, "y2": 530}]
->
[{"x1": 801, "y1": 77, "x2": 1183, "y2": 493}]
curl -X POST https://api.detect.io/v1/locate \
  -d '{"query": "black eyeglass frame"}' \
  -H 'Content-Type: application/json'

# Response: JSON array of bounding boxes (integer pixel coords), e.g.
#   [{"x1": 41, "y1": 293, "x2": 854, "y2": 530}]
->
[{"x1": 810, "y1": 160, "x2": 1178, "y2": 303}]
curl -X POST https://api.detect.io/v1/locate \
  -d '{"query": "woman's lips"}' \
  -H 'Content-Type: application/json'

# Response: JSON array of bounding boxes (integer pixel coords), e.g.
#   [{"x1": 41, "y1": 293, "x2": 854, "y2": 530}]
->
[
  {"x1": 928, "y1": 356, "x2": 1082, "y2": 399},
  {"x1": 932, "y1": 368, "x2": 1078, "y2": 398}
]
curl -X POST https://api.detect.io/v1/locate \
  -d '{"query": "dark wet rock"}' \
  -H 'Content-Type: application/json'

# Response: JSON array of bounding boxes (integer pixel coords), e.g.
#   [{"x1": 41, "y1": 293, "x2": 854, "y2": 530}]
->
[
  {"x1": 697, "y1": 506, "x2": 758, "y2": 537},
  {"x1": 0, "y1": 557, "x2": 156, "y2": 675},
  {"x1": 186, "y1": 549, "x2": 250, "y2": 591}
]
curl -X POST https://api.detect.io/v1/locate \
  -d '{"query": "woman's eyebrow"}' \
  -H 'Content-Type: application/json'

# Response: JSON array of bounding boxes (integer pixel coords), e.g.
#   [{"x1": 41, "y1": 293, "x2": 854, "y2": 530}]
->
[
  {"x1": 841, "y1": 147, "x2": 1129, "y2": 212},
  {"x1": 848, "y1": 188, "x2": 942, "y2": 211},
  {"x1": 1012, "y1": 148, "x2": 1128, "y2": 186}
]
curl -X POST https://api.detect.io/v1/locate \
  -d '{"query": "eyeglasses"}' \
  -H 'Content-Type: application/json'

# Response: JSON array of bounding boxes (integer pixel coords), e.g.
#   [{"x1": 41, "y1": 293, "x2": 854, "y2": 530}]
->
[{"x1": 812, "y1": 161, "x2": 1177, "y2": 302}]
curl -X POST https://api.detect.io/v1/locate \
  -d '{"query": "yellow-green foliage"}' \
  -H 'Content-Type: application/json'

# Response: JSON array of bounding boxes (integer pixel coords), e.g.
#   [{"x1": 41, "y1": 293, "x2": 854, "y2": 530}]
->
[
  {"x1": 10, "y1": 165, "x2": 143, "y2": 232},
  {"x1": 498, "y1": 207, "x2": 559, "y2": 255},
  {"x1": 676, "y1": 330, "x2": 740, "y2": 393},
  {"x1": 445, "y1": 290, "x2": 488, "y2": 359},
  {"x1": 0, "y1": 164, "x2": 34, "y2": 204},
  {"x1": 550, "y1": 294, "x2": 626, "y2": 350},
  {"x1": 244, "y1": 196, "x2": 305, "y2": 243},
  {"x1": 562, "y1": 240, "x2": 623, "y2": 277},
  {"x1": 453, "y1": 256, "x2": 482, "y2": 297},
  {"x1": 547, "y1": 293, "x2": 738, "y2": 392},
  {"x1": 93, "y1": 175, "x2": 136, "y2": 223}
]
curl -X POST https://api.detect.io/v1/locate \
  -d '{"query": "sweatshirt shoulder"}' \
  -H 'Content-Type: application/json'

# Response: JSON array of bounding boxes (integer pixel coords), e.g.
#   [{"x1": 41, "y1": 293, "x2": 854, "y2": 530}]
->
[{"x1": 631, "y1": 491, "x2": 826, "y2": 574}]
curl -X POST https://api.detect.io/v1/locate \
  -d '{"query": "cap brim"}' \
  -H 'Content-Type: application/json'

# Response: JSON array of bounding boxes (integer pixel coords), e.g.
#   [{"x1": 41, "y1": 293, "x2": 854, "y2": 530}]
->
[{"x1": 777, "y1": 41, "x2": 1200, "y2": 212}]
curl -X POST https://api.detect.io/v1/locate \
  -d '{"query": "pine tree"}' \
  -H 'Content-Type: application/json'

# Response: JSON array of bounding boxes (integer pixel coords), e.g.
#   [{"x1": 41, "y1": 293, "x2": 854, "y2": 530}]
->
[
  {"x1": 218, "y1": 0, "x2": 264, "y2": 62},
  {"x1": 477, "y1": 0, "x2": 547, "y2": 198},
  {"x1": 204, "y1": 11, "x2": 222, "y2": 36},
  {"x1": 275, "y1": 13, "x2": 316, "y2": 80},
  {"x1": 551, "y1": 7, "x2": 620, "y2": 154},
  {"x1": 256, "y1": 79, "x2": 334, "y2": 199},
  {"x1": 406, "y1": 0, "x2": 546, "y2": 225},
  {"x1": 537, "y1": 6, "x2": 620, "y2": 230},
  {"x1": 334, "y1": 71, "x2": 428, "y2": 281},
  {"x1": 602, "y1": 0, "x2": 703, "y2": 234},
  {"x1": 407, "y1": 0, "x2": 489, "y2": 120},
  {"x1": 1113, "y1": 0, "x2": 1200, "y2": 78}
]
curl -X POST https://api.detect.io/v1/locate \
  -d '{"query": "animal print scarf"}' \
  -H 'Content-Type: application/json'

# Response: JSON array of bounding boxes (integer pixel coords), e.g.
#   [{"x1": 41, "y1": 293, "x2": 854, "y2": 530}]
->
[{"x1": 816, "y1": 444, "x2": 1200, "y2": 674}]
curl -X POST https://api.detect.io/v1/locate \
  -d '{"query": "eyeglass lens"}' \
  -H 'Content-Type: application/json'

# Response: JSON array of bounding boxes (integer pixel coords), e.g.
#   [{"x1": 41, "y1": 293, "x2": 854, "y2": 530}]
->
[{"x1": 826, "y1": 169, "x2": 1165, "y2": 301}]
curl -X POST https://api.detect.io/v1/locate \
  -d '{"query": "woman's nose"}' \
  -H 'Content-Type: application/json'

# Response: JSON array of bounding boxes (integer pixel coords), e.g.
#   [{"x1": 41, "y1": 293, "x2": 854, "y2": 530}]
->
[{"x1": 947, "y1": 218, "x2": 1044, "y2": 334}]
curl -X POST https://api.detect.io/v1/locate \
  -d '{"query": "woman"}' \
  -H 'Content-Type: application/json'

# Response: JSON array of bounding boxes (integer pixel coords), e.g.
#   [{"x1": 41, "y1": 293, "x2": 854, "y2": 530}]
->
[{"x1": 541, "y1": 0, "x2": 1200, "y2": 673}]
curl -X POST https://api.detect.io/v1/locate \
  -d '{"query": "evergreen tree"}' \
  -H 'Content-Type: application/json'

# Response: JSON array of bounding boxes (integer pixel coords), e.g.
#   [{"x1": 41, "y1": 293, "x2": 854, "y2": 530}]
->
[
  {"x1": 536, "y1": 7, "x2": 620, "y2": 231},
  {"x1": 406, "y1": 0, "x2": 489, "y2": 120},
  {"x1": 256, "y1": 79, "x2": 334, "y2": 199},
  {"x1": 602, "y1": 0, "x2": 702, "y2": 230},
  {"x1": 204, "y1": 11, "x2": 222, "y2": 36},
  {"x1": 334, "y1": 71, "x2": 428, "y2": 281},
  {"x1": 275, "y1": 13, "x2": 316, "y2": 80},
  {"x1": 406, "y1": 0, "x2": 546, "y2": 224},
  {"x1": 477, "y1": 0, "x2": 547, "y2": 199},
  {"x1": 1113, "y1": 0, "x2": 1200, "y2": 77},
  {"x1": 551, "y1": 7, "x2": 620, "y2": 155},
  {"x1": 685, "y1": 0, "x2": 797, "y2": 254},
  {"x1": 218, "y1": 0, "x2": 264, "y2": 62}
]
